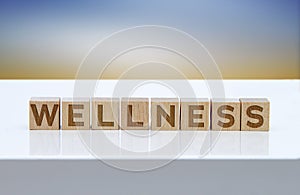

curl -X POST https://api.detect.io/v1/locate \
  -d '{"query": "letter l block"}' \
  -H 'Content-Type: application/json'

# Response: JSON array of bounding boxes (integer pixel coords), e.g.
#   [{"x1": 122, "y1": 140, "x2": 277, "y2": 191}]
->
[
  {"x1": 121, "y1": 98, "x2": 149, "y2": 130},
  {"x1": 92, "y1": 98, "x2": 119, "y2": 130}
]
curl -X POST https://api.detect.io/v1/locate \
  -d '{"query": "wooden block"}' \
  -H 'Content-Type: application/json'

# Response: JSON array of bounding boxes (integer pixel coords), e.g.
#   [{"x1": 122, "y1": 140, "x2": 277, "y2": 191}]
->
[
  {"x1": 180, "y1": 98, "x2": 210, "y2": 130},
  {"x1": 62, "y1": 98, "x2": 90, "y2": 130},
  {"x1": 120, "y1": 98, "x2": 149, "y2": 130},
  {"x1": 29, "y1": 97, "x2": 60, "y2": 130},
  {"x1": 211, "y1": 99, "x2": 240, "y2": 131},
  {"x1": 92, "y1": 98, "x2": 119, "y2": 130},
  {"x1": 240, "y1": 98, "x2": 270, "y2": 131},
  {"x1": 151, "y1": 98, "x2": 180, "y2": 130}
]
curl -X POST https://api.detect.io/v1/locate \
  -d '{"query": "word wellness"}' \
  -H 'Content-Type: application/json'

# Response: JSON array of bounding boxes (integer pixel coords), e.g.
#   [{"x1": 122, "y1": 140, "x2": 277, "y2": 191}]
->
[{"x1": 29, "y1": 97, "x2": 270, "y2": 131}]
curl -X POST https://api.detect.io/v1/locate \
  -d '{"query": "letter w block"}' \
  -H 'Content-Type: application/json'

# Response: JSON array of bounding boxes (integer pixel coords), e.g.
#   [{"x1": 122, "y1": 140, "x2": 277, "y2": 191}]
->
[{"x1": 29, "y1": 97, "x2": 60, "y2": 130}]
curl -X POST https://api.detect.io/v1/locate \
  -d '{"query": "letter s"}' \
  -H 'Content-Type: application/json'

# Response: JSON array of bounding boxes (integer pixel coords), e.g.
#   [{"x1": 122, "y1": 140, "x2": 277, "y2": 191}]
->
[{"x1": 246, "y1": 105, "x2": 264, "y2": 128}]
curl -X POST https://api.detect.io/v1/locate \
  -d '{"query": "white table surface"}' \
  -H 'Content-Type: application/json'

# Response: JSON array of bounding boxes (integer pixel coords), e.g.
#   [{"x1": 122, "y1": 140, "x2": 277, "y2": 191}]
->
[{"x1": 0, "y1": 80, "x2": 299, "y2": 160}]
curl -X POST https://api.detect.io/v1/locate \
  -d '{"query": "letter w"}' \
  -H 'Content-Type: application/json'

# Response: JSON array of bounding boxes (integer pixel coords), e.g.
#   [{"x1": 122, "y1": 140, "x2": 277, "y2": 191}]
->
[{"x1": 30, "y1": 104, "x2": 59, "y2": 126}]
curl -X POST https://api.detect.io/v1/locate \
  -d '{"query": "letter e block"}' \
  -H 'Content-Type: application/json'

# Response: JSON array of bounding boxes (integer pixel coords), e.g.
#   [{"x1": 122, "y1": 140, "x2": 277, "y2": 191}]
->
[
  {"x1": 29, "y1": 97, "x2": 60, "y2": 130},
  {"x1": 181, "y1": 98, "x2": 210, "y2": 130},
  {"x1": 240, "y1": 98, "x2": 270, "y2": 131},
  {"x1": 151, "y1": 98, "x2": 180, "y2": 130},
  {"x1": 121, "y1": 98, "x2": 149, "y2": 130},
  {"x1": 62, "y1": 98, "x2": 90, "y2": 130},
  {"x1": 92, "y1": 98, "x2": 119, "y2": 130},
  {"x1": 211, "y1": 99, "x2": 240, "y2": 131}
]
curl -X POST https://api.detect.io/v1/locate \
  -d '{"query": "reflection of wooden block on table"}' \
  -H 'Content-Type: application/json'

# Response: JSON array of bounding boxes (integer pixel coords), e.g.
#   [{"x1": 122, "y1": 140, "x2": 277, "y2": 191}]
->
[
  {"x1": 92, "y1": 98, "x2": 119, "y2": 130},
  {"x1": 240, "y1": 98, "x2": 270, "y2": 131},
  {"x1": 211, "y1": 99, "x2": 240, "y2": 131},
  {"x1": 62, "y1": 98, "x2": 90, "y2": 130},
  {"x1": 180, "y1": 98, "x2": 210, "y2": 130},
  {"x1": 121, "y1": 98, "x2": 149, "y2": 130},
  {"x1": 151, "y1": 98, "x2": 180, "y2": 130},
  {"x1": 29, "y1": 97, "x2": 60, "y2": 130}
]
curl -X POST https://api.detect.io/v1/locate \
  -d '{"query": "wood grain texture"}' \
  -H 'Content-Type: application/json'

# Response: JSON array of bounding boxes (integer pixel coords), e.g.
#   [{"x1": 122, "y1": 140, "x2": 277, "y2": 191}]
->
[
  {"x1": 151, "y1": 98, "x2": 180, "y2": 130},
  {"x1": 211, "y1": 99, "x2": 241, "y2": 131},
  {"x1": 91, "y1": 98, "x2": 119, "y2": 130},
  {"x1": 62, "y1": 98, "x2": 90, "y2": 130},
  {"x1": 240, "y1": 98, "x2": 270, "y2": 131},
  {"x1": 29, "y1": 97, "x2": 60, "y2": 130},
  {"x1": 120, "y1": 98, "x2": 149, "y2": 130},
  {"x1": 180, "y1": 98, "x2": 210, "y2": 130}
]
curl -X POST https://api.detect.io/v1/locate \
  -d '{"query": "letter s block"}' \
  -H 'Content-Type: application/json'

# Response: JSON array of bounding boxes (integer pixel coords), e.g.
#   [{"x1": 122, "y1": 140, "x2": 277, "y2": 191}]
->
[
  {"x1": 62, "y1": 98, "x2": 90, "y2": 130},
  {"x1": 240, "y1": 98, "x2": 270, "y2": 131},
  {"x1": 211, "y1": 99, "x2": 240, "y2": 131},
  {"x1": 29, "y1": 97, "x2": 60, "y2": 130}
]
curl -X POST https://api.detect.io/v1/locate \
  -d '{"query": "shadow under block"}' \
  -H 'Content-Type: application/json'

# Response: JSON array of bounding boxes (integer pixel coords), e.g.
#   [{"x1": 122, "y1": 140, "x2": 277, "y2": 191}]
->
[
  {"x1": 62, "y1": 98, "x2": 90, "y2": 130},
  {"x1": 151, "y1": 98, "x2": 180, "y2": 130},
  {"x1": 92, "y1": 98, "x2": 119, "y2": 130},
  {"x1": 240, "y1": 98, "x2": 270, "y2": 131},
  {"x1": 121, "y1": 98, "x2": 149, "y2": 130},
  {"x1": 180, "y1": 98, "x2": 210, "y2": 130},
  {"x1": 211, "y1": 99, "x2": 241, "y2": 131},
  {"x1": 29, "y1": 97, "x2": 60, "y2": 130}
]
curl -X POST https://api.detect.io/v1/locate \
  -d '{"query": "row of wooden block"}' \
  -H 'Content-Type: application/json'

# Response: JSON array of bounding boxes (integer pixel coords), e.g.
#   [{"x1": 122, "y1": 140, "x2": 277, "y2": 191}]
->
[{"x1": 29, "y1": 97, "x2": 270, "y2": 131}]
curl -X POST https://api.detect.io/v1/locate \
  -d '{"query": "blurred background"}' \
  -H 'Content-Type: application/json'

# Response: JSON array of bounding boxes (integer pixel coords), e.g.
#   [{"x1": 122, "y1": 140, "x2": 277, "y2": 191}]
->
[{"x1": 0, "y1": 0, "x2": 299, "y2": 79}]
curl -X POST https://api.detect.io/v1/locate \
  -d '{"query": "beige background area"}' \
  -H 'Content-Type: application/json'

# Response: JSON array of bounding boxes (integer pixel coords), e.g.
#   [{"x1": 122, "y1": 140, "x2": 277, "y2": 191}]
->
[
  {"x1": 1, "y1": 35, "x2": 299, "y2": 80},
  {"x1": 1, "y1": 50, "x2": 298, "y2": 79}
]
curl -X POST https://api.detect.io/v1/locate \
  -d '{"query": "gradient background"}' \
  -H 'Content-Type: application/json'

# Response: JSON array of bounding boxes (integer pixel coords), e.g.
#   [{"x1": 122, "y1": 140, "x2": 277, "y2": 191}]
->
[{"x1": 0, "y1": 0, "x2": 299, "y2": 79}]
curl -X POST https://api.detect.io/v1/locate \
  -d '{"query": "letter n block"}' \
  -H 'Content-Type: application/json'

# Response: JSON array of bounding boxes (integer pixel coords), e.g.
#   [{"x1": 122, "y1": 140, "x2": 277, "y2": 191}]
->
[
  {"x1": 151, "y1": 98, "x2": 180, "y2": 130},
  {"x1": 29, "y1": 97, "x2": 60, "y2": 130},
  {"x1": 240, "y1": 98, "x2": 270, "y2": 131},
  {"x1": 121, "y1": 98, "x2": 149, "y2": 130},
  {"x1": 180, "y1": 98, "x2": 210, "y2": 130},
  {"x1": 92, "y1": 98, "x2": 119, "y2": 130},
  {"x1": 62, "y1": 98, "x2": 90, "y2": 130},
  {"x1": 211, "y1": 99, "x2": 240, "y2": 131}
]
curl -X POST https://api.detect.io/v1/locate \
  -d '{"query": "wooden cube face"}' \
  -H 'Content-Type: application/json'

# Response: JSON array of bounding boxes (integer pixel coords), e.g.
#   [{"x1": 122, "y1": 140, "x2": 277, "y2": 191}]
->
[
  {"x1": 180, "y1": 98, "x2": 210, "y2": 130},
  {"x1": 211, "y1": 99, "x2": 240, "y2": 131},
  {"x1": 151, "y1": 98, "x2": 180, "y2": 130},
  {"x1": 92, "y1": 98, "x2": 119, "y2": 130},
  {"x1": 120, "y1": 98, "x2": 149, "y2": 130},
  {"x1": 240, "y1": 98, "x2": 270, "y2": 131},
  {"x1": 62, "y1": 98, "x2": 90, "y2": 130},
  {"x1": 29, "y1": 97, "x2": 60, "y2": 130}
]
